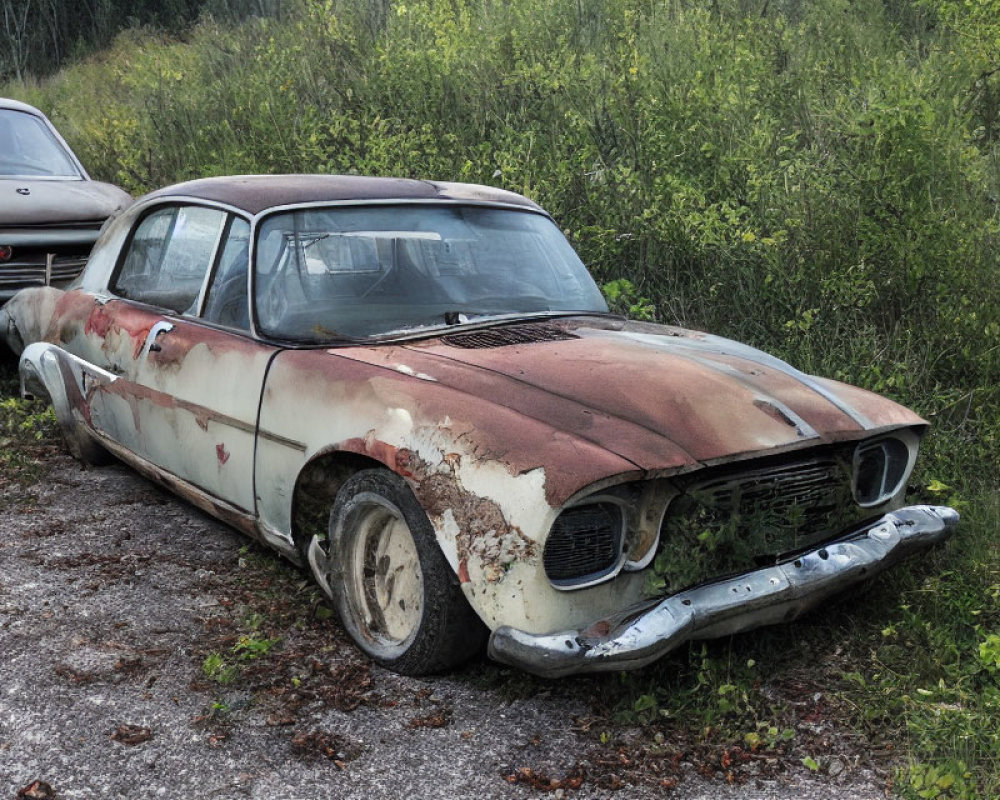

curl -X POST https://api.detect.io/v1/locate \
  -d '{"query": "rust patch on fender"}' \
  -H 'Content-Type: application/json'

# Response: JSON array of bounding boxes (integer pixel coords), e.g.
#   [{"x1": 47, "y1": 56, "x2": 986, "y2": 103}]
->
[
  {"x1": 83, "y1": 302, "x2": 116, "y2": 339},
  {"x1": 81, "y1": 300, "x2": 154, "y2": 359},
  {"x1": 216, "y1": 443, "x2": 230, "y2": 464},
  {"x1": 396, "y1": 448, "x2": 537, "y2": 583},
  {"x1": 48, "y1": 290, "x2": 103, "y2": 344},
  {"x1": 338, "y1": 435, "x2": 535, "y2": 583}
]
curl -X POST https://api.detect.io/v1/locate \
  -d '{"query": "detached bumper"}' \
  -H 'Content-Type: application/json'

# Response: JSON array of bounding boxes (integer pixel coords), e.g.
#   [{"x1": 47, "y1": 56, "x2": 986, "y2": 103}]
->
[{"x1": 488, "y1": 505, "x2": 958, "y2": 678}]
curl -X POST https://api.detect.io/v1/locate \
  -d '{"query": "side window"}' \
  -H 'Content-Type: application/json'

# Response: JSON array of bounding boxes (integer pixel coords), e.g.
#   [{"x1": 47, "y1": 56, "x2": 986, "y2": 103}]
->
[
  {"x1": 202, "y1": 217, "x2": 251, "y2": 330},
  {"x1": 113, "y1": 205, "x2": 226, "y2": 313}
]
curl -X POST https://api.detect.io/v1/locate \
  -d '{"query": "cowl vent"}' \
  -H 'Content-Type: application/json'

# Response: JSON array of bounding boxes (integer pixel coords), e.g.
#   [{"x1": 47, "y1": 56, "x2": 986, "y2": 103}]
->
[{"x1": 442, "y1": 323, "x2": 579, "y2": 349}]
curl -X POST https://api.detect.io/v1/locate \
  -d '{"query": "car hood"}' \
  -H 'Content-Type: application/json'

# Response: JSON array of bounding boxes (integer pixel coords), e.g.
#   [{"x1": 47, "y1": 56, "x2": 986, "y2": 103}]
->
[
  {"x1": 0, "y1": 179, "x2": 131, "y2": 226},
  {"x1": 342, "y1": 318, "x2": 925, "y2": 473}
]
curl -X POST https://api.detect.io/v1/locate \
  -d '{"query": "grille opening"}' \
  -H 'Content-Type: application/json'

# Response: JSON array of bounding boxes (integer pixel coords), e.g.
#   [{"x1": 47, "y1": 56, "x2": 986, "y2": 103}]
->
[
  {"x1": 543, "y1": 502, "x2": 623, "y2": 588},
  {"x1": 855, "y1": 450, "x2": 884, "y2": 505},
  {"x1": 0, "y1": 244, "x2": 91, "y2": 288},
  {"x1": 649, "y1": 456, "x2": 860, "y2": 596},
  {"x1": 443, "y1": 323, "x2": 578, "y2": 349}
]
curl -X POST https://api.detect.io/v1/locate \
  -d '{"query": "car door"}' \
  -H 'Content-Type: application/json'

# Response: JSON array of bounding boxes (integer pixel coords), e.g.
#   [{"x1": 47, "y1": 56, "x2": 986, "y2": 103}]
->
[{"x1": 97, "y1": 202, "x2": 277, "y2": 516}]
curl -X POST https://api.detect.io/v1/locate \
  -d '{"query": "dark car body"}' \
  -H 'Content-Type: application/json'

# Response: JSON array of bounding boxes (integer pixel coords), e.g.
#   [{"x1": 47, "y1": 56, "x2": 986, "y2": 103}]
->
[
  {"x1": 0, "y1": 175, "x2": 957, "y2": 677},
  {"x1": 0, "y1": 98, "x2": 130, "y2": 304}
]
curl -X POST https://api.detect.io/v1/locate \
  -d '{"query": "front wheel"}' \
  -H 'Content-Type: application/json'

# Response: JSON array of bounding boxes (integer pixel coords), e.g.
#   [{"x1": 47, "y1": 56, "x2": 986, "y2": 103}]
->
[{"x1": 306, "y1": 469, "x2": 486, "y2": 674}]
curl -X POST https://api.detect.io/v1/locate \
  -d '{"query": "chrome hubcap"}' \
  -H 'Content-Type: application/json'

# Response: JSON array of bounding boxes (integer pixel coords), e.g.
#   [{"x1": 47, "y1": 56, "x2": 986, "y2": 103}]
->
[{"x1": 346, "y1": 497, "x2": 423, "y2": 646}]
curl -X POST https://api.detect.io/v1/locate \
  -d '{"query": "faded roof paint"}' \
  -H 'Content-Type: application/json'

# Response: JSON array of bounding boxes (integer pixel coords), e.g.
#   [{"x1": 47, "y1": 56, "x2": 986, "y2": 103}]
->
[{"x1": 141, "y1": 175, "x2": 544, "y2": 216}]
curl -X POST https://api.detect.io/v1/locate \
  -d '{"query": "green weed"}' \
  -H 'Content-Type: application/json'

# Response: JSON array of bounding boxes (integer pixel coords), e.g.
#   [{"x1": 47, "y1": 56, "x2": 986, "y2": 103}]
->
[
  {"x1": 0, "y1": 362, "x2": 60, "y2": 501},
  {"x1": 202, "y1": 652, "x2": 239, "y2": 684}
]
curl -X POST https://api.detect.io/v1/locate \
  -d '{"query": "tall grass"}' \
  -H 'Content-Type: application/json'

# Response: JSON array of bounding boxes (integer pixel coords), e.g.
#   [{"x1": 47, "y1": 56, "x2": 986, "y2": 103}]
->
[{"x1": 3, "y1": 0, "x2": 999, "y2": 793}]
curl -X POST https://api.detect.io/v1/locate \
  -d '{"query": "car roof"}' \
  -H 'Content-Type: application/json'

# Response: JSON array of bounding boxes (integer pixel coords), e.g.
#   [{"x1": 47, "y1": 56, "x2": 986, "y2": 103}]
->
[
  {"x1": 141, "y1": 174, "x2": 545, "y2": 217},
  {"x1": 0, "y1": 97, "x2": 45, "y2": 115}
]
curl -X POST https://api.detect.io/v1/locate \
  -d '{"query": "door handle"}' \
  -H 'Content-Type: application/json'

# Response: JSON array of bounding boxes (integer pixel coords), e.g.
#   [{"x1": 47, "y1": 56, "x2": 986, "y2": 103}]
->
[{"x1": 144, "y1": 321, "x2": 175, "y2": 355}]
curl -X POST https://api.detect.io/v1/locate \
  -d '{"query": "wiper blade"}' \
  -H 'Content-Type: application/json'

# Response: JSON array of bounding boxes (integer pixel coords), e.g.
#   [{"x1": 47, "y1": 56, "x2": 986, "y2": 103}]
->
[{"x1": 370, "y1": 310, "x2": 615, "y2": 340}]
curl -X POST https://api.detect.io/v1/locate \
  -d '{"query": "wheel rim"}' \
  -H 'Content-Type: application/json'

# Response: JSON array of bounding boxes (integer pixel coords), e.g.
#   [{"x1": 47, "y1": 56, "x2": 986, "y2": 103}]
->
[{"x1": 342, "y1": 494, "x2": 424, "y2": 653}]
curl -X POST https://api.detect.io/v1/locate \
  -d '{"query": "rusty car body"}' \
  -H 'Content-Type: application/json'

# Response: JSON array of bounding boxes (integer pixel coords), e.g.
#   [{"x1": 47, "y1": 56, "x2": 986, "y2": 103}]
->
[
  {"x1": 0, "y1": 175, "x2": 957, "y2": 677},
  {"x1": 0, "y1": 98, "x2": 130, "y2": 304}
]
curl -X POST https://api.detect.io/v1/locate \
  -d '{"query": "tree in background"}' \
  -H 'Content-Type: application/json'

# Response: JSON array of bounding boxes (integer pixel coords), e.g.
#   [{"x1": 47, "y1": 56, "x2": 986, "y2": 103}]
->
[
  {"x1": 0, "y1": 0, "x2": 281, "y2": 82},
  {"x1": 931, "y1": 0, "x2": 1000, "y2": 142}
]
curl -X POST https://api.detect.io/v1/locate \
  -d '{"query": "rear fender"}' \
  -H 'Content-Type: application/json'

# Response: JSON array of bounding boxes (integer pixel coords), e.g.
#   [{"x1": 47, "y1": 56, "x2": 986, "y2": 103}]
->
[{"x1": 19, "y1": 341, "x2": 112, "y2": 464}]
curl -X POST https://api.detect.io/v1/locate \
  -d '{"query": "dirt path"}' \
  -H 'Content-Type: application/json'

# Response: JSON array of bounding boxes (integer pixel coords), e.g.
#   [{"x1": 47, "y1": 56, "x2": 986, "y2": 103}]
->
[{"x1": 0, "y1": 453, "x2": 893, "y2": 799}]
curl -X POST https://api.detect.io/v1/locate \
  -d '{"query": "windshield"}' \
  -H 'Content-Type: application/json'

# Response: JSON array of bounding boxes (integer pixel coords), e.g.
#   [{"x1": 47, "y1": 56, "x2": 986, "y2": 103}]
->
[
  {"x1": 0, "y1": 109, "x2": 80, "y2": 178},
  {"x1": 254, "y1": 205, "x2": 609, "y2": 341}
]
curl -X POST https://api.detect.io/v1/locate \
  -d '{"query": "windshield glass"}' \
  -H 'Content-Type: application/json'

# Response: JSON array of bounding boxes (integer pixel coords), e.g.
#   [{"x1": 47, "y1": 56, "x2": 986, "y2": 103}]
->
[
  {"x1": 254, "y1": 205, "x2": 609, "y2": 341},
  {"x1": 0, "y1": 109, "x2": 80, "y2": 178}
]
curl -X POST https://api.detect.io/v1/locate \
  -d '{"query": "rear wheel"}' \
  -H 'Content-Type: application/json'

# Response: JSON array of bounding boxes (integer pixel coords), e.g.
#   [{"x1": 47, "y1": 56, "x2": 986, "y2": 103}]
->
[{"x1": 306, "y1": 469, "x2": 486, "y2": 674}]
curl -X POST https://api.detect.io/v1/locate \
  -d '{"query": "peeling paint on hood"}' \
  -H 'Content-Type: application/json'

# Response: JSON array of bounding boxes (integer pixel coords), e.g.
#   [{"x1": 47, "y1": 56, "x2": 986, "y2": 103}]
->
[{"x1": 337, "y1": 318, "x2": 925, "y2": 473}]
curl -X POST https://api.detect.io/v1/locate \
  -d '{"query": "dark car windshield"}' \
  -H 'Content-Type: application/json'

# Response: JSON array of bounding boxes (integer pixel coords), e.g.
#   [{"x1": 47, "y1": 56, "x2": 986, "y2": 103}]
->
[
  {"x1": 254, "y1": 204, "x2": 609, "y2": 341},
  {"x1": 0, "y1": 109, "x2": 81, "y2": 178}
]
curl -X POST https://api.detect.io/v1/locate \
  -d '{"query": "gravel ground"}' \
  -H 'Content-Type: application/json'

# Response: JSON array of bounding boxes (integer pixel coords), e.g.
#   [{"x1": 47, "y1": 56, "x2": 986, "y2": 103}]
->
[{"x1": 0, "y1": 454, "x2": 896, "y2": 800}]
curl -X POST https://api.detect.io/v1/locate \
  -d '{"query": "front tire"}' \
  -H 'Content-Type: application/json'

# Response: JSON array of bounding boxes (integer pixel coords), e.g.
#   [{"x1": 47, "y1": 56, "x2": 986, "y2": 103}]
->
[{"x1": 307, "y1": 469, "x2": 486, "y2": 674}]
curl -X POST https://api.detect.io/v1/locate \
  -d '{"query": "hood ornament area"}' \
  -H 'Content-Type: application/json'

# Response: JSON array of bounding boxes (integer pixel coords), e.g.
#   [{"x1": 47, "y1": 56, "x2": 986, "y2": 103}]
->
[{"x1": 16, "y1": 187, "x2": 30, "y2": 196}]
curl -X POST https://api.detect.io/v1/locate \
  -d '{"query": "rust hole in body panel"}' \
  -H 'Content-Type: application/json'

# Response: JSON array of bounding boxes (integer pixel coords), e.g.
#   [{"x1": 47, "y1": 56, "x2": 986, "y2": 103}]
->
[
  {"x1": 296, "y1": 440, "x2": 536, "y2": 584},
  {"x1": 753, "y1": 398, "x2": 802, "y2": 434},
  {"x1": 335, "y1": 437, "x2": 537, "y2": 584}
]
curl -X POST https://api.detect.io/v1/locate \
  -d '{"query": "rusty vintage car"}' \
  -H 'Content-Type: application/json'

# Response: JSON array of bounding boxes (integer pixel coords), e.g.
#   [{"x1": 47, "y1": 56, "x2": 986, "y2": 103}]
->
[
  {"x1": 0, "y1": 175, "x2": 957, "y2": 677},
  {"x1": 0, "y1": 97, "x2": 130, "y2": 304}
]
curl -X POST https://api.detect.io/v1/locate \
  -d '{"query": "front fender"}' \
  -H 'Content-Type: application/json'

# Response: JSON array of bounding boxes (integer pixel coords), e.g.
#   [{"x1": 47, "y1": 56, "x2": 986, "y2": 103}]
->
[{"x1": 254, "y1": 347, "x2": 642, "y2": 634}]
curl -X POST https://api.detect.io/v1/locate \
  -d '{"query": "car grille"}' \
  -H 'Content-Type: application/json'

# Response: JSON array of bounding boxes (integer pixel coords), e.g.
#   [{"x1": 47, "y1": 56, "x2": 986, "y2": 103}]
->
[
  {"x1": 0, "y1": 253, "x2": 89, "y2": 288},
  {"x1": 0, "y1": 223, "x2": 102, "y2": 293},
  {"x1": 651, "y1": 454, "x2": 860, "y2": 595},
  {"x1": 443, "y1": 323, "x2": 579, "y2": 349}
]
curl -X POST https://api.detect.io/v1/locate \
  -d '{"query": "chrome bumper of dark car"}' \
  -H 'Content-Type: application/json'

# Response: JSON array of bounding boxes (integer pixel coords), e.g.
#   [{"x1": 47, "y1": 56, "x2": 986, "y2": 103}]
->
[{"x1": 488, "y1": 505, "x2": 958, "y2": 678}]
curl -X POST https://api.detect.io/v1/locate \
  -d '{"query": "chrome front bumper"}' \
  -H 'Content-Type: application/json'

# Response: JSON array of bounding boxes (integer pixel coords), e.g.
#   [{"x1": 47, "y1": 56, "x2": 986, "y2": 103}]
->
[{"x1": 488, "y1": 505, "x2": 958, "y2": 678}]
